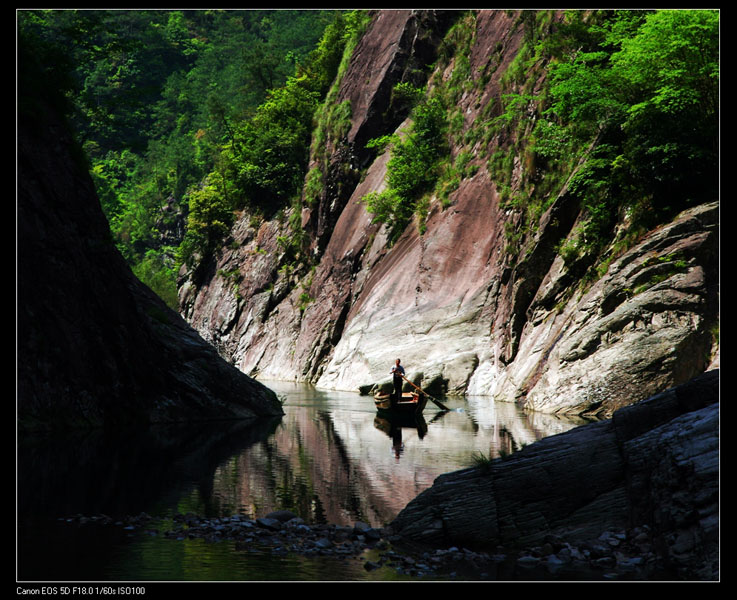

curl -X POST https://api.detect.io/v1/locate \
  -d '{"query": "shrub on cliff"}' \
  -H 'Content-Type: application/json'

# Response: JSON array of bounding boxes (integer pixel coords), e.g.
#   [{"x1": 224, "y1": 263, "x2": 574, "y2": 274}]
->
[
  {"x1": 221, "y1": 76, "x2": 320, "y2": 215},
  {"x1": 179, "y1": 11, "x2": 371, "y2": 266},
  {"x1": 179, "y1": 172, "x2": 235, "y2": 262},
  {"x1": 362, "y1": 93, "x2": 448, "y2": 243},
  {"x1": 544, "y1": 9, "x2": 719, "y2": 260}
]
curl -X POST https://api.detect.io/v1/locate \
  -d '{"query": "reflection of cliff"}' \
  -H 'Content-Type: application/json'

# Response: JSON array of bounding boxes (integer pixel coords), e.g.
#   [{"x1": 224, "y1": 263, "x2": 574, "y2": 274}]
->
[
  {"x1": 18, "y1": 419, "x2": 279, "y2": 519},
  {"x1": 212, "y1": 405, "x2": 435, "y2": 527},
  {"x1": 207, "y1": 384, "x2": 586, "y2": 527},
  {"x1": 463, "y1": 396, "x2": 583, "y2": 458}
]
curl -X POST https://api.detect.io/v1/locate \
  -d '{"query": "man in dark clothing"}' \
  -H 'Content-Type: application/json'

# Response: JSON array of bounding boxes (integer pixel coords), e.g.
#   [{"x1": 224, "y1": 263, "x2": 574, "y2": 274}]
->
[{"x1": 391, "y1": 358, "x2": 405, "y2": 406}]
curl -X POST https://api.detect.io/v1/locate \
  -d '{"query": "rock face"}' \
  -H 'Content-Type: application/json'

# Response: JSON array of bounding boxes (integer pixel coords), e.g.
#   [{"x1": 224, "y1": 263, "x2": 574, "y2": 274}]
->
[
  {"x1": 180, "y1": 9, "x2": 457, "y2": 385},
  {"x1": 17, "y1": 98, "x2": 283, "y2": 432},
  {"x1": 180, "y1": 10, "x2": 719, "y2": 418},
  {"x1": 491, "y1": 200, "x2": 719, "y2": 417},
  {"x1": 389, "y1": 369, "x2": 719, "y2": 580}
]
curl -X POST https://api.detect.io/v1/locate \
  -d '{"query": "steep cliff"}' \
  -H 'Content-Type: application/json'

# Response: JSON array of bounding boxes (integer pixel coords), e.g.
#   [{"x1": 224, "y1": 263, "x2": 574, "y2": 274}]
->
[
  {"x1": 17, "y1": 95, "x2": 283, "y2": 432},
  {"x1": 179, "y1": 10, "x2": 719, "y2": 418}
]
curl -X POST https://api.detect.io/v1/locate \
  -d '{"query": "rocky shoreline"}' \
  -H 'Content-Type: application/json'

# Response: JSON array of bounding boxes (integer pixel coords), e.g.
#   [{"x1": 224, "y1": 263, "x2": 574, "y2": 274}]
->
[
  {"x1": 53, "y1": 371, "x2": 719, "y2": 582},
  {"x1": 50, "y1": 370, "x2": 718, "y2": 582},
  {"x1": 60, "y1": 510, "x2": 674, "y2": 581}
]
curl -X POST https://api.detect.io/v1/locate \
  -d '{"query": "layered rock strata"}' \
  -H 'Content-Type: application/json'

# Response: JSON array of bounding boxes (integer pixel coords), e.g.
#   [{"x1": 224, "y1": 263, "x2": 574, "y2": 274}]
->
[
  {"x1": 485, "y1": 200, "x2": 719, "y2": 417},
  {"x1": 389, "y1": 369, "x2": 719, "y2": 580}
]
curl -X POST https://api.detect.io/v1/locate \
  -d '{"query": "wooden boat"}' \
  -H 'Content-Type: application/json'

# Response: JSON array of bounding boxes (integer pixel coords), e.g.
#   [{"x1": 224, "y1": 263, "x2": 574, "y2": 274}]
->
[{"x1": 374, "y1": 391, "x2": 427, "y2": 416}]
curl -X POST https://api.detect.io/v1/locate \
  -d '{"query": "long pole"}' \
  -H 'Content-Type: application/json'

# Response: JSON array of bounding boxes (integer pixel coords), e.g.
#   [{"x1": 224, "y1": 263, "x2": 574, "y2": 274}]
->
[{"x1": 401, "y1": 375, "x2": 450, "y2": 411}]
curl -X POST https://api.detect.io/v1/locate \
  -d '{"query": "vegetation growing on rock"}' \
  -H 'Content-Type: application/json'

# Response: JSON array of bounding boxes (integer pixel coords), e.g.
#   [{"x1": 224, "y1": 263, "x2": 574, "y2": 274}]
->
[
  {"x1": 18, "y1": 9, "x2": 364, "y2": 307},
  {"x1": 364, "y1": 10, "x2": 719, "y2": 279},
  {"x1": 19, "y1": 9, "x2": 719, "y2": 407},
  {"x1": 20, "y1": 9, "x2": 718, "y2": 305}
]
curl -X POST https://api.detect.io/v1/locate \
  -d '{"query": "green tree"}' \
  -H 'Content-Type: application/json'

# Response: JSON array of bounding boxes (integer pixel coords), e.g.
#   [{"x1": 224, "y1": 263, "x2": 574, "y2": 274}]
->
[
  {"x1": 609, "y1": 10, "x2": 719, "y2": 215},
  {"x1": 543, "y1": 9, "x2": 719, "y2": 258},
  {"x1": 363, "y1": 93, "x2": 448, "y2": 242},
  {"x1": 181, "y1": 172, "x2": 235, "y2": 261},
  {"x1": 20, "y1": 9, "x2": 345, "y2": 305},
  {"x1": 223, "y1": 76, "x2": 320, "y2": 215},
  {"x1": 175, "y1": 11, "x2": 370, "y2": 267},
  {"x1": 132, "y1": 248, "x2": 180, "y2": 309}
]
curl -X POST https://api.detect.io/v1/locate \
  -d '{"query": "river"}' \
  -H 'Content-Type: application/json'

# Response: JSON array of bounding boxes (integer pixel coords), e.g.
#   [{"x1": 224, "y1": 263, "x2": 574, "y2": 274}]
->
[{"x1": 17, "y1": 380, "x2": 589, "y2": 582}]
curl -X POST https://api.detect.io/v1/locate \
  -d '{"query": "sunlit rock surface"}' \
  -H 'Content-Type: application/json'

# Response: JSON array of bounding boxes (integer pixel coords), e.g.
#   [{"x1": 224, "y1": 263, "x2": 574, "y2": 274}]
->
[
  {"x1": 180, "y1": 10, "x2": 719, "y2": 418},
  {"x1": 488, "y1": 201, "x2": 719, "y2": 417}
]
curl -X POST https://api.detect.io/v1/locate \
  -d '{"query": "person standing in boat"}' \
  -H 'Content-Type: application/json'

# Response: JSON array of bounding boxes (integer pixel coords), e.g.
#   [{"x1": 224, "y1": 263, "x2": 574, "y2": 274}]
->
[{"x1": 391, "y1": 358, "x2": 405, "y2": 406}]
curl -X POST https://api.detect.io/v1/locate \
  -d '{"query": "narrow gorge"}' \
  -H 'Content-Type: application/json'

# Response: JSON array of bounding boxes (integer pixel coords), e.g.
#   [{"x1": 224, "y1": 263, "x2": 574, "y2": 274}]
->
[
  {"x1": 179, "y1": 10, "x2": 719, "y2": 419},
  {"x1": 18, "y1": 9, "x2": 719, "y2": 582}
]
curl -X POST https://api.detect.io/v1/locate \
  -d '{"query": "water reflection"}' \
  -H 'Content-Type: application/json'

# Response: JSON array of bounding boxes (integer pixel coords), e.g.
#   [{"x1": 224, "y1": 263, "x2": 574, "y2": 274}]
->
[
  {"x1": 374, "y1": 414, "x2": 428, "y2": 460},
  {"x1": 215, "y1": 381, "x2": 587, "y2": 528},
  {"x1": 17, "y1": 418, "x2": 281, "y2": 521},
  {"x1": 17, "y1": 381, "x2": 587, "y2": 581},
  {"x1": 462, "y1": 394, "x2": 591, "y2": 456}
]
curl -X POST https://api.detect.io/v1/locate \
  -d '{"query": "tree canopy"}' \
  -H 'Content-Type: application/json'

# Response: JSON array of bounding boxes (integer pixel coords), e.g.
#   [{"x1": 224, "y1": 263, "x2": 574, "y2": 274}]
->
[
  {"x1": 538, "y1": 9, "x2": 719, "y2": 259},
  {"x1": 18, "y1": 9, "x2": 348, "y2": 306},
  {"x1": 19, "y1": 9, "x2": 719, "y2": 305}
]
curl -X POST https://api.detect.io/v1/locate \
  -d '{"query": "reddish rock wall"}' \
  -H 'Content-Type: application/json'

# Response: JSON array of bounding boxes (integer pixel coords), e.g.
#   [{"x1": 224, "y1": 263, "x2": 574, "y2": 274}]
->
[{"x1": 180, "y1": 10, "x2": 719, "y2": 418}]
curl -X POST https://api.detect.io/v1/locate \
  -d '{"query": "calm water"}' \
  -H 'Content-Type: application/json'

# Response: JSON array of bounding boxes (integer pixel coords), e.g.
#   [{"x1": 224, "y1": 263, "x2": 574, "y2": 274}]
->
[{"x1": 17, "y1": 381, "x2": 587, "y2": 582}]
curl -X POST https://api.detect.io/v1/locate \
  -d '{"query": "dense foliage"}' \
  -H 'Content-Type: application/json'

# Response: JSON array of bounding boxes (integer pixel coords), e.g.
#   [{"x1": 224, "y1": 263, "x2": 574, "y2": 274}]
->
[
  {"x1": 362, "y1": 90, "x2": 448, "y2": 243},
  {"x1": 18, "y1": 9, "x2": 344, "y2": 306},
  {"x1": 19, "y1": 9, "x2": 719, "y2": 308},
  {"x1": 362, "y1": 10, "x2": 718, "y2": 272},
  {"x1": 179, "y1": 10, "x2": 371, "y2": 267},
  {"x1": 534, "y1": 9, "x2": 719, "y2": 263}
]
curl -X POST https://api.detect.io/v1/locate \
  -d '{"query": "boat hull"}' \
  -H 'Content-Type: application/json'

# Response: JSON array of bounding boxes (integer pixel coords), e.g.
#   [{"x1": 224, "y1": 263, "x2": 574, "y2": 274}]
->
[{"x1": 374, "y1": 391, "x2": 427, "y2": 416}]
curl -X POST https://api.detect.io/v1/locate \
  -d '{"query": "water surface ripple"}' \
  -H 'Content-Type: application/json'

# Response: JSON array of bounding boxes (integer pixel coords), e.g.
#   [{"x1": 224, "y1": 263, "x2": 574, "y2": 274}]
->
[{"x1": 18, "y1": 381, "x2": 587, "y2": 581}]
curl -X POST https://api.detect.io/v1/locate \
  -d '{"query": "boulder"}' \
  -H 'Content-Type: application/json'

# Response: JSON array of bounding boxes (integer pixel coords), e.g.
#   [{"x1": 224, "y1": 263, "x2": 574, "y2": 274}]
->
[{"x1": 389, "y1": 370, "x2": 719, "y2": 580}]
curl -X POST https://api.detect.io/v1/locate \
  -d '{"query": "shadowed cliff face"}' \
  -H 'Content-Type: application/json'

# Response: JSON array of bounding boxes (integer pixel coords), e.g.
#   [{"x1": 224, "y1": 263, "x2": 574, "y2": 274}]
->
[
  {"x1": 389, "y1": 369, "x2": 719, "y2": 580},
  {"x1": 180, "y1": 10, "x2": 719, "y2": 418},
  {"x1": 17, "y1": 98, "x2": 283, "y2": 432}
]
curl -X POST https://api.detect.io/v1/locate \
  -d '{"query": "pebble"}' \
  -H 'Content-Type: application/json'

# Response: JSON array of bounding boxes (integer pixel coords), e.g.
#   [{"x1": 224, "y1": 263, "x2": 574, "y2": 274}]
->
[
  {"x1": 516, "y1": 555, "x2": 541, "y2": 568},
  {"x1": 546, "y1": 555, "x2": 567, "y2": 572},
  {"x1": 59, "y1": 512, "x2": 661, "y2": 581},
  {"x1": 256, "y1": 517, "x2": 282, "y2": 531}
]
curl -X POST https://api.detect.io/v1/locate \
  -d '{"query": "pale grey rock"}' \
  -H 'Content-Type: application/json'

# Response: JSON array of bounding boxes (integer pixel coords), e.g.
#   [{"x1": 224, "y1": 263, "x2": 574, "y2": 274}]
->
[
  {"x1": 178, "y1": 10, "x2": 718, "y2": 421},
  {"x1": 488, "y1": 201, "x2": 718, "y2": 417}
]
